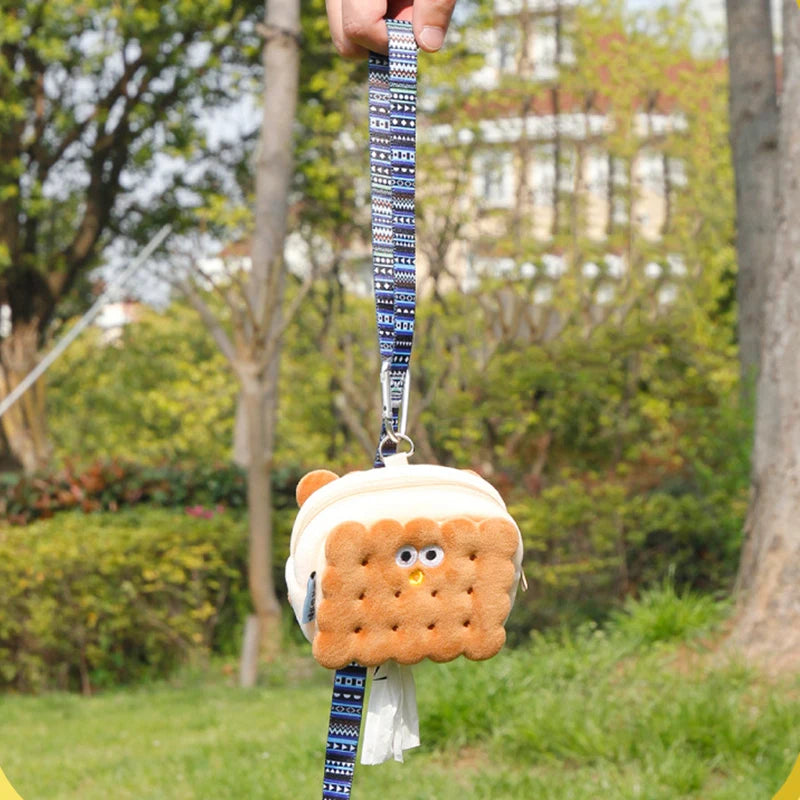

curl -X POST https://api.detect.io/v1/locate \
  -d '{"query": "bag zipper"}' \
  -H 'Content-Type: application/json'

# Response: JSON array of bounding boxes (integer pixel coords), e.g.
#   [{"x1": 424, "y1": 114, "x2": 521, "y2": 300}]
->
[{"x1": 291, "y1": 468, "x2": 507, "y2": 557}]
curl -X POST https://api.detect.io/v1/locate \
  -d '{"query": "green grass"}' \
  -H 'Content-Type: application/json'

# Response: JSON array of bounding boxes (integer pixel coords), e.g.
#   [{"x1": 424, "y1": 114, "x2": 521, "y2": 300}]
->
[
  {"x1": 1, "y1": 593, "x2": 799, "y2": 799},
  {"x1": 609, "y1": 572, "x2": 726, "y2": 645}
]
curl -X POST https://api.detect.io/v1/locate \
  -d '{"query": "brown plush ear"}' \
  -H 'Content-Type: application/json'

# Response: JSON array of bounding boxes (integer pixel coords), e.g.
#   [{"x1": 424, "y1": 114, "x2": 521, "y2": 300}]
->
[{"x1": 296, "y1": 469, "x2": 339, "y2": 508}]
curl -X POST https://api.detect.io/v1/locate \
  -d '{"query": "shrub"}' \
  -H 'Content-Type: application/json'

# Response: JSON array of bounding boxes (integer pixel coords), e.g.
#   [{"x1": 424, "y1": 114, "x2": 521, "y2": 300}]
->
[
  {"x1": 609, "y1": 574, "x2": 725, "y2": 644},
  {"x1": 0, "y1": 508, "x2": 248, "y2": 692},
  {"x1": 506, "y1": 464, "x2": 746, "y2": 634},
  {"x1": 0, "y1": 460, "x2": 302, "y2": 526}
]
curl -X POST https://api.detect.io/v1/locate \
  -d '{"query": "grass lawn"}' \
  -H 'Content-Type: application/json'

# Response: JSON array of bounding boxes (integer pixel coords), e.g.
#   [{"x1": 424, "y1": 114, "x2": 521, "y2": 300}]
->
[{"x1": 1, "y1": 595, "x2": 799, "y2": 799}]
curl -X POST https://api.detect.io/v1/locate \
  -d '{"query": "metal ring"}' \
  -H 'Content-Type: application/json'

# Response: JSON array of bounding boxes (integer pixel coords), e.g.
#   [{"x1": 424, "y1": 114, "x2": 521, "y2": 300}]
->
[
  {"x1": 382, "y1": 418, "x2": 401, "y2": 444},
  {"x1": 378, "y1": 433, "x2": 415, "y2": 462}
]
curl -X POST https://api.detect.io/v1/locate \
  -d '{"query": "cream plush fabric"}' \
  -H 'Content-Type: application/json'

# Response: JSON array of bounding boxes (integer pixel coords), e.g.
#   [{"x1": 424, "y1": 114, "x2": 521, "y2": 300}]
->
[{"x1": 286, "y1": 456, "x2": 523, "y2": 664}]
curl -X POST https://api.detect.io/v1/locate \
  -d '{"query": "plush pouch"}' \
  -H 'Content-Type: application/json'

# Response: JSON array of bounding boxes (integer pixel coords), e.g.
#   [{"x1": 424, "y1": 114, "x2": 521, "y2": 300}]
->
[{"x1": 286, "y1": 455, "x2": 523, "y2": 669}]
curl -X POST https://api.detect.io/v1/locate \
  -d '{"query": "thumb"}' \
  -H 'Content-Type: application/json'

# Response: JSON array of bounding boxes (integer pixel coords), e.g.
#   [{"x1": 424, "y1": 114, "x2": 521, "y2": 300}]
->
[{"x1": 412, "y1": 0, "x2": 457, "y2": 53}]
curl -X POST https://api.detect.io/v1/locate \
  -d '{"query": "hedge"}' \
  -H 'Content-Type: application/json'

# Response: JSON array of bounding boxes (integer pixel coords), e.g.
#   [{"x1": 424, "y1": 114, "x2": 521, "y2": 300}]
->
[
  {"x1": 0, "y1": 461, "x2": 251, "y2": 525},
  {"x1": 0, "y1": 460, "x2": 304, "y2": 527},
  {"x1": 0, "y1": 508, "x2": 249, "y2": 693}
]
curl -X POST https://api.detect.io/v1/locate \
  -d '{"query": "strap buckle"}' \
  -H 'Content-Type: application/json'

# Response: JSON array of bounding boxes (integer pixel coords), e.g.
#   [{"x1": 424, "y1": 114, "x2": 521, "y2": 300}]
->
[{"x1": 380, "y1": 359, "x2": 412, "y2": 444}]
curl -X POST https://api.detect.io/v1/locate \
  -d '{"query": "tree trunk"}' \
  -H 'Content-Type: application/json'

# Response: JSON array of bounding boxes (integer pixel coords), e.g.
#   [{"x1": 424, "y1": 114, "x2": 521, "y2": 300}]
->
[
  {"x1": 730, "y1": 0, "x2": 800, "y2": 671},
  {"x1": 237, "y1": 0, "x2": 300, "y2": 686},
  {"x1": 238, "y1": 362, "x2": 283, "y2": 688},
  {"x1": 0, "y1": 322, "x2": 52, "y2": 474},
  {"x1": 725, "y1": 0, "x2": 778, "y2": 394}
]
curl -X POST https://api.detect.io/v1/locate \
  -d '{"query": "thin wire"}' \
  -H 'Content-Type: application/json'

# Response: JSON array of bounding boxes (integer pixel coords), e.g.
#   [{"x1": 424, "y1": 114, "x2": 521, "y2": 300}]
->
[{"x1": 0, "y1": 224, "x2": 172, "y2": 421}]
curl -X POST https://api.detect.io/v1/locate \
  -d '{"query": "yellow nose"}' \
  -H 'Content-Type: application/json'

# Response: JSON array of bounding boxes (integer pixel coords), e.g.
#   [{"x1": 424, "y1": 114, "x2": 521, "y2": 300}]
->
[{"x1": 409, "y1": 569, "x2": 424, "y2": 585}]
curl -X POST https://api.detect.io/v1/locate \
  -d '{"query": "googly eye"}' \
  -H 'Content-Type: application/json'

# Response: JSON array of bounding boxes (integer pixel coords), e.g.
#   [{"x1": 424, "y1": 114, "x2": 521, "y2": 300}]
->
[
  {"x1": 395, "y1": 545, "x2": 418, "y2": 568},
  {"x1": 420, "y1": 545, "x2": 444, "y2": 567}
]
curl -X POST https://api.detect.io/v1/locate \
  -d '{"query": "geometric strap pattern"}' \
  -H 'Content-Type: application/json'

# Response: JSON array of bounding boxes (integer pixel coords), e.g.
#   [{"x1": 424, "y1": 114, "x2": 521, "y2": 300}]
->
[
  {"x1": 322, "y1": 23, "x2": 419, "y2": 800},
  {"x1": 368, "y1": 44, "x2": 393, "y2": 363},
  {"x1": 369, "y1": 19, "x2": 418, "y2": 457},
  {"x1": 368, "y1": 44, "x2": 393, "y2": 362},
  {"x1": 322, "y1": 664, "x2": 368, "y2": 799},
  {"x1": 325, "y1": 22, "x2": 418, "y2": 799},
  {"x1": 386, "y1": 19, "x2": 417, "y2": 381}
]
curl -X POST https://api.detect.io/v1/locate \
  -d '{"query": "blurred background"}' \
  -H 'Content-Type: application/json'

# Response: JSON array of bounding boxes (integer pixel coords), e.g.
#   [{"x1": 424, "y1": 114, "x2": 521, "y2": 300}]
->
[{"x1": 0, "y1": 0, "x2": 797, "y2": 798}]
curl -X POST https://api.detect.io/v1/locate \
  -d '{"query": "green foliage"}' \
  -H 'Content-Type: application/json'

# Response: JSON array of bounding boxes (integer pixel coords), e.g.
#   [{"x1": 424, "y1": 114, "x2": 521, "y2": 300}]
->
[
  {"x1": 294, "y1": 0, "x2": 365, "y2": 237},
  {"x1": 0, "y1": 508, "x2": 249, "y2": 692},
  {"x1": 47, "y1": 303, "x2": 238, "y2": 464},
  {"x1": 43, "y1": 293, "x2": 341, "y2": 477},
  {"x1": 0, "y1": 0, "x2": 262, "y2": 331}
]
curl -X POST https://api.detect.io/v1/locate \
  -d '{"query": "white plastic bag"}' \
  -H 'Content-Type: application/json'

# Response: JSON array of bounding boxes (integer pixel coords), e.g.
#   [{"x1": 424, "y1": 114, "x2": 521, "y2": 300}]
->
[{"x1": 361, "y1": 661, "x2": 420, "y2": 765}]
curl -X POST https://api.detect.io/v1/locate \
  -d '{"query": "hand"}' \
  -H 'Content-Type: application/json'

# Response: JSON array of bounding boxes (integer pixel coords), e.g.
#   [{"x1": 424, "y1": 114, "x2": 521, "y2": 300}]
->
[{"x1": 326, "y1": 0, "x2": 457, "y2": 59}]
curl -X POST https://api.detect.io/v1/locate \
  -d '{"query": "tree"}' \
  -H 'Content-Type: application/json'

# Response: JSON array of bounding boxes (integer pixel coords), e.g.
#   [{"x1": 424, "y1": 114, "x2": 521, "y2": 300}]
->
[
  {"x1": 177, "y1": 0, "x2": 304, "y2": 687},
  {"x1": 724, "y1": 0, "x2": 778, "y2": 392},
  {"x1": 729, "y1": 0, "x2": 800, "y2": 668},
  {"x1": 47, "y1": 303, "x2": 236, "y2": 464},
  {"x1": 0, "y1": 0, "x2": 260, "y2": 473}
]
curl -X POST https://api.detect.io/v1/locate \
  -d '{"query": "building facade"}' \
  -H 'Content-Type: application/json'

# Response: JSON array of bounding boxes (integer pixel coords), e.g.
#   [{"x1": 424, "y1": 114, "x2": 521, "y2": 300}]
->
[{"x1": 412, "y1": 0, "x2": 706, "y2": 317}]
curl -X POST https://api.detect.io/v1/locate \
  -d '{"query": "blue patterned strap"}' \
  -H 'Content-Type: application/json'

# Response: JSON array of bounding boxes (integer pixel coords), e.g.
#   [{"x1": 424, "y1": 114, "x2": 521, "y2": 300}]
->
[
  {"x1": 370, "y1": 20, "x2": 418, "y2": 458},
  {"x1": 323, "y1": 664, "x2": 368, "y2": 799},
  {"x1": 323, "y1": 21, "x2": 418, "y2": 800},
  {"x1": 387, "y1": 19, "x2": 417, "y2": 390},
  {"x1": 368, "y1": 45, "x2": 393, "y2": 363}
]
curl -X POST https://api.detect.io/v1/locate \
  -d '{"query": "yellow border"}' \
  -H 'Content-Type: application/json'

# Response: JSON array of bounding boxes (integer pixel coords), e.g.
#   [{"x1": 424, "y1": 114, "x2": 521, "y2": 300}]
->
[
  {"x1": 0, "y1": 768, "x2": 23, "y2": 800},
  {"x1": 0, "y1": 751, "x2": 798, "y2": 798},
  {"x1": 773, "y1": 754, "x2": 800, "y2": 800}
]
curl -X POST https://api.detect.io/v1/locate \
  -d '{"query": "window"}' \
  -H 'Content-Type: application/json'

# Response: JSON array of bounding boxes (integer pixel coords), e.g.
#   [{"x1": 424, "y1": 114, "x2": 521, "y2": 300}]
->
[
  {"x1": 558, "y1": 148, "x2": 577, "y2": 192},
  {"x1": 612, "y1": 196, "x2": 628, "y2": 225},
  {"x1": 634, "y1": 111, "x2": 688, "y2": 137},
  {"x1": 530, "y1": 145, "x2": 556, "y2": 207},
  {"x1": 611, "y1": 157, "x2": 629, "y2": 186},
  {"x1": 531, "y1": 19, "x2": 558, "y2": 80},
  {"x1": 658, "y1": 284, "x2": 678, "y2": 306},
  {"x1": 473, "y1": 150, "x2": 514, "y2": 208},
  {"x1": 496, "y1": 23, "x2": 520, "y2": 73},
  {"x1": 667, "y1": 158, "x2": 688, "y2": 188},
  {"x1": 635, "y1": 150, "x2": 665, "y2": 195},
  {"x1": 473, "y1": 256, "x2": 516, "y2": 277},
  {"x1": 666, "y1": 253, "x2": 687, "y2": 276},
  {"x1": 644, "y1": 261, "x2": 662, "y2": 279},
  {"x1": 582, "y1": 261, "x2": 600, "y2": 278},
  {"x1": 533, "y1": 285, "x2": 553, "y2": 304},
  {"x1": 596, "y1": 283, "x2": 615, "y2": 304},
  {"x1": 585, "y1": 151, "x2": 609, "y2": 195},
  {"x1": 605, "y1": 254, "x2": 626, "y2": 278}
]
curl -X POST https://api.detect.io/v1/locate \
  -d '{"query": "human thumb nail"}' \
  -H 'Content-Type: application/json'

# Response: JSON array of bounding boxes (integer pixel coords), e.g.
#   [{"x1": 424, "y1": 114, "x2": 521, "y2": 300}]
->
[{"x1": 419, "y1": 26, "x2": 445, "y2": 52}]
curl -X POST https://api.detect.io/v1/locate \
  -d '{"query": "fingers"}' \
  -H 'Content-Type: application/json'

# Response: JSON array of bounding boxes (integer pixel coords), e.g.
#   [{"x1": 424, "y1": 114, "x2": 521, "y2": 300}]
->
[
  {"x1": 326, "y1": 0, "x2": 369, "y2": 59},
  {"x1": 329, "y1": 0, "x2": 455, "y2": 59},
  {"x1": 412, "y1": 0, "x2": 457, "y2": 52},
  {"x1": 339, "y1": 0, "x2": 392, "y2": 57}
]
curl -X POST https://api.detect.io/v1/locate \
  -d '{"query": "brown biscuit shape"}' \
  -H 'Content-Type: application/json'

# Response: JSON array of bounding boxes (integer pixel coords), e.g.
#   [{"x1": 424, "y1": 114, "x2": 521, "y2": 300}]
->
[{"x1": 312, "y1": 516, "x2": 519, "y2": 670}]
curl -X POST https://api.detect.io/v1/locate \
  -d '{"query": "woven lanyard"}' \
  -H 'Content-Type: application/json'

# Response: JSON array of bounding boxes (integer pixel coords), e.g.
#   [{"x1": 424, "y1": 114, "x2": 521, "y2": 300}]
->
[
  {"x1": 321, "y1": 20, "x2": 418, "y2": 800},
  {"x1": 369, "y1": 19, "x2": 418, "y2": 464}
]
